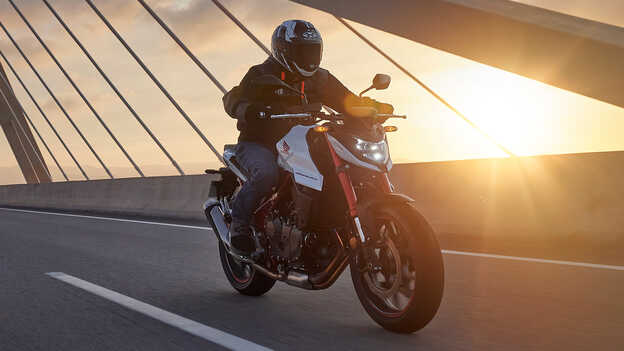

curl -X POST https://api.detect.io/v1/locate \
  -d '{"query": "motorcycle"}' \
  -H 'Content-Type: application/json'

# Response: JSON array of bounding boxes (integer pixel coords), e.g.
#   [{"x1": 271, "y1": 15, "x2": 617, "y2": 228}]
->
[{"x1": 204, "y1": 73, "x2": 444, "y2": 333}]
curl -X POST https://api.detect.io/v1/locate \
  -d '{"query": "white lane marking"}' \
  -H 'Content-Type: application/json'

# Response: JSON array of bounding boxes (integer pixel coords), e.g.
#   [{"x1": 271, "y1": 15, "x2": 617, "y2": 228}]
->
[
  {"x1": 0, "y1": 207, "x2": 210, "y2": 230},
  {"x1": 46, "y1": 272, "x2": 272, "y2": 351},
  {"x1": 442, "y1": 250, "x2": 624, "y2": 271},
  {"x1": 3, "y1": 207, "x2": 623, "y2": 272}
]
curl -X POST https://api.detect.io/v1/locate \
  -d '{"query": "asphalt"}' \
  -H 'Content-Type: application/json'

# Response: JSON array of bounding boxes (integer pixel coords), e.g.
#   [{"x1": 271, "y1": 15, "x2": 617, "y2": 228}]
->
[{"x1": 0, "y1": 208, "x2": 622, "y2": 351}]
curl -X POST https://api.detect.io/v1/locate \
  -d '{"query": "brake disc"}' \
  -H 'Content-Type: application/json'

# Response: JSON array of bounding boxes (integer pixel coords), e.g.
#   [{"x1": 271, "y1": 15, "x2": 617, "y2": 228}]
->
[{"x1": 363, "y1": 236, "x2": 402, "y2": 303}]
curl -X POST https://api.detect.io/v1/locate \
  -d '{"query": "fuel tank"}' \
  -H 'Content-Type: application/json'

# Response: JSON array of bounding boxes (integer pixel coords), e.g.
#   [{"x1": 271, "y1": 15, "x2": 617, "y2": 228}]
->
[{"x1": 276, "y1": 125, "x2": 324, "y2": 191}]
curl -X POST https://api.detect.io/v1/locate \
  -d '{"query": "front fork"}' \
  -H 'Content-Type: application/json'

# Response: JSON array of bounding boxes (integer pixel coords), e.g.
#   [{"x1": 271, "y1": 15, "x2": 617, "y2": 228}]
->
[{"x1": 323, "y1": 134, "x2": 393, "y2": 248}]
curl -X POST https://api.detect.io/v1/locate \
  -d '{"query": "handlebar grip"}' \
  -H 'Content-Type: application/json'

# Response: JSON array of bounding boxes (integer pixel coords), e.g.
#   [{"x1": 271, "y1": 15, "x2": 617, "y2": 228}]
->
[{"x1": 268, "y1": 113, "x2": 404, "y2": 121}]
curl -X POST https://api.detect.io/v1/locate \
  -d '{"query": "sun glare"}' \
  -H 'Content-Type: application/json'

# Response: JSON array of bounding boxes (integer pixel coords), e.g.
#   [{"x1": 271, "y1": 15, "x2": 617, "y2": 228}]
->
[{"x1": 430, "y1": 65, "x2": 565, "y2": 156}]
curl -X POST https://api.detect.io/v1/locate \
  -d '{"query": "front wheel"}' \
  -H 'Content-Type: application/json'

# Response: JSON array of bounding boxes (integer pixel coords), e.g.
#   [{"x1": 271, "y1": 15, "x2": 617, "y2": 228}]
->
[
  {"x1": 218, "y1": 241, "x2": 275, "y2": 296},
  {"x1": 350, "y1": 202, "x2": 444, "y2": 333}
]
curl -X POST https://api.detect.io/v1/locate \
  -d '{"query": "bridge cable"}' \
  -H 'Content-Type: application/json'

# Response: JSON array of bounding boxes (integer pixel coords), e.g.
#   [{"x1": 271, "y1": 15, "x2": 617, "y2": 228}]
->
[
  {"x1": 211, "y1": 0, "x2": 271, "y2": 56},
  {"x1": 1, "y1": 18, "x2": 111, "y2": 180},
  {"x1": 136, "y1": 0, "x2": 227, "y2": 95},
  {"x1": 85, "y1": 0, "x2": 224, "y2": 166},
  {"x1": 2, "y1": 52, "x2": 73, "y2": 181},
  {"x1": 9, "y1": 0, "x2": 143, "y2": 178},
  {"x1": 21, "y1": 109, "x2": 68, "y2": 181},
  {"x1": 0, "y1": 70, "x2": 48, "y2": 182},
  {"x1": 42, "y1": 0, "x2": 184, "y2": 176},
  {"x1": 0, "y1": 50, "x2": 85, "y2": 180},
  {"x1": 134, "y1": 0, "x2": 229, "y2": 165},
  {"x1": 0, "y1": 63, "x2": 67, "y2": 180},
  {"x1": 6, "y1": 119, "x2": 39, "y2": 182},
  {"x1": 334, "y1": 17, "x2": 516, "y2": 157},
  {"x1": 1, "y1": 98, "x2": 44, "y2": 183},
  {"x1": 1, "y1": 66, "x2": 52, "y2": 180},
  {"x1": 0, "y1": 22, "x2": 98, "y2": 179}
]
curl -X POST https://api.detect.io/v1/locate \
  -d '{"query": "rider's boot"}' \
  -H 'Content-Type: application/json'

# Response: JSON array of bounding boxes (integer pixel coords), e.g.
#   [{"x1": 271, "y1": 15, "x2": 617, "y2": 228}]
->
[{"x1": 229, "y1": 220, "x2": 255, "y2": 256}]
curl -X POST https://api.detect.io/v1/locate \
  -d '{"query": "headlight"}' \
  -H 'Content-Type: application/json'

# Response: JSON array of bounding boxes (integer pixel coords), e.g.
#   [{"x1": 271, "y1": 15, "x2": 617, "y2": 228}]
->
[{"x1": 353, "y1": 137, "x2": 389, "y2": 164}]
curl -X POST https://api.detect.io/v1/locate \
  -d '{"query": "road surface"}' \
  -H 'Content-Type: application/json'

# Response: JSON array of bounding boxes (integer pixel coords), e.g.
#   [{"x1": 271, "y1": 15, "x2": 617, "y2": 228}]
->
[{"x1": 0, "y1": 208, "x2": 622, "y2": 350}]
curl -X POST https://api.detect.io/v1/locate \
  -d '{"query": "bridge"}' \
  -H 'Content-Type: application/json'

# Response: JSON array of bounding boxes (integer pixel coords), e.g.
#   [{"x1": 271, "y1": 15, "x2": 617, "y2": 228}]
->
[{"x1": 0, "y1": 1, "x2": 623, "y2": 350}]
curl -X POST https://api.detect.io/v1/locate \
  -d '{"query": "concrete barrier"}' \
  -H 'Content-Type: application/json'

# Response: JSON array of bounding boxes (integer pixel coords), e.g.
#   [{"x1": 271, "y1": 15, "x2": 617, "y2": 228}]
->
[
  {"x1": 0, "y1": 174, "x2": 219, "y2": 221},
  {"x1": 390, "y1": 151, "x2": 624, "y2": 263},
  {"x1": 392, "y1": 152, "x2": 624, "y2": 238},
  {"x1": 1, "y1": 151, "x2": 623, "y2": 263}
]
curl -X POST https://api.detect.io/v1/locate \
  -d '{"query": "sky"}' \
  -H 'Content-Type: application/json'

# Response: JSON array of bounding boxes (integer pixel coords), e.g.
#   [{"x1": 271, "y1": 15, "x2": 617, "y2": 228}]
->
[{"x1": 0, "y1": 0, "x2": 623, "y2": 184}]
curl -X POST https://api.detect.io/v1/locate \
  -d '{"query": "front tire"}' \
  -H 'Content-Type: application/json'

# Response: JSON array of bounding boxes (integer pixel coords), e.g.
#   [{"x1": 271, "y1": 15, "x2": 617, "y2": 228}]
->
[
  {"x1": 350, "y1": 202, "x2": 444, "y2": 333},
  {"x1": 218, "y1": 241, "x2": 275, "y2": 296}
]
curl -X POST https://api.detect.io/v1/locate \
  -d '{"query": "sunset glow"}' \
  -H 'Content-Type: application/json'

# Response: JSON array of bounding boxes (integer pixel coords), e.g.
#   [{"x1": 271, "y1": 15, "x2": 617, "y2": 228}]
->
[{"x1": 0, "y1": 0, "x2": 623, "y2": 183}]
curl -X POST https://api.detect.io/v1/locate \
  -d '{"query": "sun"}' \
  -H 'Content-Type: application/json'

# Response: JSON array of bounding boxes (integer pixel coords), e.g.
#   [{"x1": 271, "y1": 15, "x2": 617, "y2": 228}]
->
[{"x1": 434, "y1": 65, "x2": 561, "y2": 156}]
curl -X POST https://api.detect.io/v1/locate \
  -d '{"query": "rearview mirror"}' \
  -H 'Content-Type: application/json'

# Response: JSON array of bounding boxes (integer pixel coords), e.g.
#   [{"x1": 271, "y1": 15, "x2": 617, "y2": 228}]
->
[
  {"x1": 372, "y1": 74, "x2": 391, "y2": 90},
  {"x1": 359, "y1": 73, "x2": 392, "y2": 96}
]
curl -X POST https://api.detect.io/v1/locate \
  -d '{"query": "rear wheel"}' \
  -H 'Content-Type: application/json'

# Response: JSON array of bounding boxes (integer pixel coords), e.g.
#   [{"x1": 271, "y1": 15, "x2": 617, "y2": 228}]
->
[
  {"x1": 218, "y1": 241, "x2": 275, "y2": 296},
  {"x1": 351, "y1": 202, "x2": 444, "y2": 333}
]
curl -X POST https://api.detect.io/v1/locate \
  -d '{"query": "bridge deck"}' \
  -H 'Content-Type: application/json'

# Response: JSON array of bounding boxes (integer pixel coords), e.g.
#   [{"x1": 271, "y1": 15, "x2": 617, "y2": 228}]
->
[{"x1": 1, "y1": 208, "x2": 621, "y2": 350}]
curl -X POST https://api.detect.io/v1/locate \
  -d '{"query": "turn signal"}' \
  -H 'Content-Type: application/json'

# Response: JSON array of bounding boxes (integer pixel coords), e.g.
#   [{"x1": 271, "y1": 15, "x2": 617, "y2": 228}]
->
[
  {"x1": 314, "y1": 126, "x2": 330, "y2": 132},
  {"x1": 384, "y1": 126, "x2": 398, "y2": 132}
]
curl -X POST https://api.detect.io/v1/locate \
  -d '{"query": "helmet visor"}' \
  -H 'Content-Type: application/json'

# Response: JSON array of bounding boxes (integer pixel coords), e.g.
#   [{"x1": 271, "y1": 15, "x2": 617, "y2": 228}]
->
[{"x1": 291, "y1": 43, "x2": 322, "y2": 73}]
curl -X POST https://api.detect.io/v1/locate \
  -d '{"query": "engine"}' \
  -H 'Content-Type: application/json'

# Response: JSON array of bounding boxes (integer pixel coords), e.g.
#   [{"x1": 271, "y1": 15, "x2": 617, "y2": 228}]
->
[
  {"x1": 261, "y1": 180, "x2": 339, "y2": 270},
  {"x1": 265, "y1": 212, "x2": 305, "y2": 262}
]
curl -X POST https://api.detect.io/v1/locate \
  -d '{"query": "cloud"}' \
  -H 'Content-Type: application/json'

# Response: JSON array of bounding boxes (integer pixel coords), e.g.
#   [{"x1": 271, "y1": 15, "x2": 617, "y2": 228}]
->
[
  {"x1": 0, "y1": 166, "x2": 25, "y2": 184},
  {"x1": 0, "y1": 1, "x2": 91, "y2": 70},
  {"x1": 141, "y1": 0, "x2": 344, "y2": 54}
]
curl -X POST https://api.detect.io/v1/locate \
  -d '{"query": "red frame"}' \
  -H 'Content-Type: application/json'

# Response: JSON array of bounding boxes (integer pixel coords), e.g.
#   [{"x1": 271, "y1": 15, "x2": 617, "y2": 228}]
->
[{"x1": 324, "y1": 133, "x2": 359, "y2": 218}]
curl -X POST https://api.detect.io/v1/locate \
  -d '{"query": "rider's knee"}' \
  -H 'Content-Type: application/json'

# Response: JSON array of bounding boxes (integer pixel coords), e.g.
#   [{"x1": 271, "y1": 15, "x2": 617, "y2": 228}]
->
[{"x1": 252, "y1": 165, "x2": 279, "y2": 194}]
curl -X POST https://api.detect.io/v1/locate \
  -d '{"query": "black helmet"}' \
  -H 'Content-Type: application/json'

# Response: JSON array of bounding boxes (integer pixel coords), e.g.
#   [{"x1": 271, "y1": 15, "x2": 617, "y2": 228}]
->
[{"x1": 271, "y1": 20, "x2": 323, "y2": 78}]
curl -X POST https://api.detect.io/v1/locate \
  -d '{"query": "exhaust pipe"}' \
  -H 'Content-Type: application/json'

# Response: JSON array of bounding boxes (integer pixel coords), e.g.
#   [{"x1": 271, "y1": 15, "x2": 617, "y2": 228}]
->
[
  {"x1": 251, "y1": 265, "x2": 312, "y2": 289},
  {"x1": 204, "y1": 200, "x2": 230, "y2": 244},
  {"x1": 252, "y1": 263, "x2": 283, "y2": 280},
  {"x1": 285, "y1": 270, "x2": 313, "y2": 289}
]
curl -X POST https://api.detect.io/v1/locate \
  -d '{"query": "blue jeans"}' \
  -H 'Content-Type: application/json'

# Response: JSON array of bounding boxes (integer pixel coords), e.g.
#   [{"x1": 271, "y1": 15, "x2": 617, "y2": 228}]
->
[{"x1": 231, "y1": 142, "x2": 279, "y2": 226}]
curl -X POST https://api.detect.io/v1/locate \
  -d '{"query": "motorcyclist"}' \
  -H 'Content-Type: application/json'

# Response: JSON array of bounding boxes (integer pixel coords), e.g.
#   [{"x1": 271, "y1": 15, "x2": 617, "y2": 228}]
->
[{"x1": 222, "y1": 19, "x2": 393, "y2": 255}]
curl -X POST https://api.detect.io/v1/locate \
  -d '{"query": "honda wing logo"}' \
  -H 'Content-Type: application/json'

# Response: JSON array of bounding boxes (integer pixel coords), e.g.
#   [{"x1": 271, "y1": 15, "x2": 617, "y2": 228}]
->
[{"x1": 280, "y1": 140, "x2": 291, "y2": 155}]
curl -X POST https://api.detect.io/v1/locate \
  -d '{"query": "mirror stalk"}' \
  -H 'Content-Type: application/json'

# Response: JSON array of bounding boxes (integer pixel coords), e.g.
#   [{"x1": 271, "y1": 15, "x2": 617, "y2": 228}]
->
[
  {"x1": 359, "y1": 85, "x2": 374, "y2": 97},
  {"x1": 359, "y1": 73, "x2": 392, "y2": 96}
]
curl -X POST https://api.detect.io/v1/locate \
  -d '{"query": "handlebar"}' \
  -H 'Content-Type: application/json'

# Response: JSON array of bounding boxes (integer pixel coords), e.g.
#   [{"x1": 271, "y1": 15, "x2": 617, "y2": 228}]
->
[
  {"x1": 269, "y1": 112, "x2": 407, "y2": 120},
  {"x1": 269, "y1": 113, "x2": 320, "y2": 119}
]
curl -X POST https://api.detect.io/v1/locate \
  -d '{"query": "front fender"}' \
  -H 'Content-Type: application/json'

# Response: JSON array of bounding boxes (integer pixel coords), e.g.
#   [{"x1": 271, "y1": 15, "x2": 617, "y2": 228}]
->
[
  {"x1": 356, "y1": 192, "x2": 420, "y2": 238},
  {"x1": 358, "y1": 192, "x2": 416, "y2": 213}
]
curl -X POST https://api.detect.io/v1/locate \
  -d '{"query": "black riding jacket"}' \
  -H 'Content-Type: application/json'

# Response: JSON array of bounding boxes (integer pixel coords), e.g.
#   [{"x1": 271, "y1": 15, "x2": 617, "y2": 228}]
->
[{"x1": 223, "y1": 58, "x2": 365, "y2": 150}]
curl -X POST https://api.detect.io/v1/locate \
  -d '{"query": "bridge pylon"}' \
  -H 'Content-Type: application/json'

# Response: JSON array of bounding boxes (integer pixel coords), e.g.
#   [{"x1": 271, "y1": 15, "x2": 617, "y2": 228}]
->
[{"x1": 0, "y1": 62, "x2": 50, "y2": 183}]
